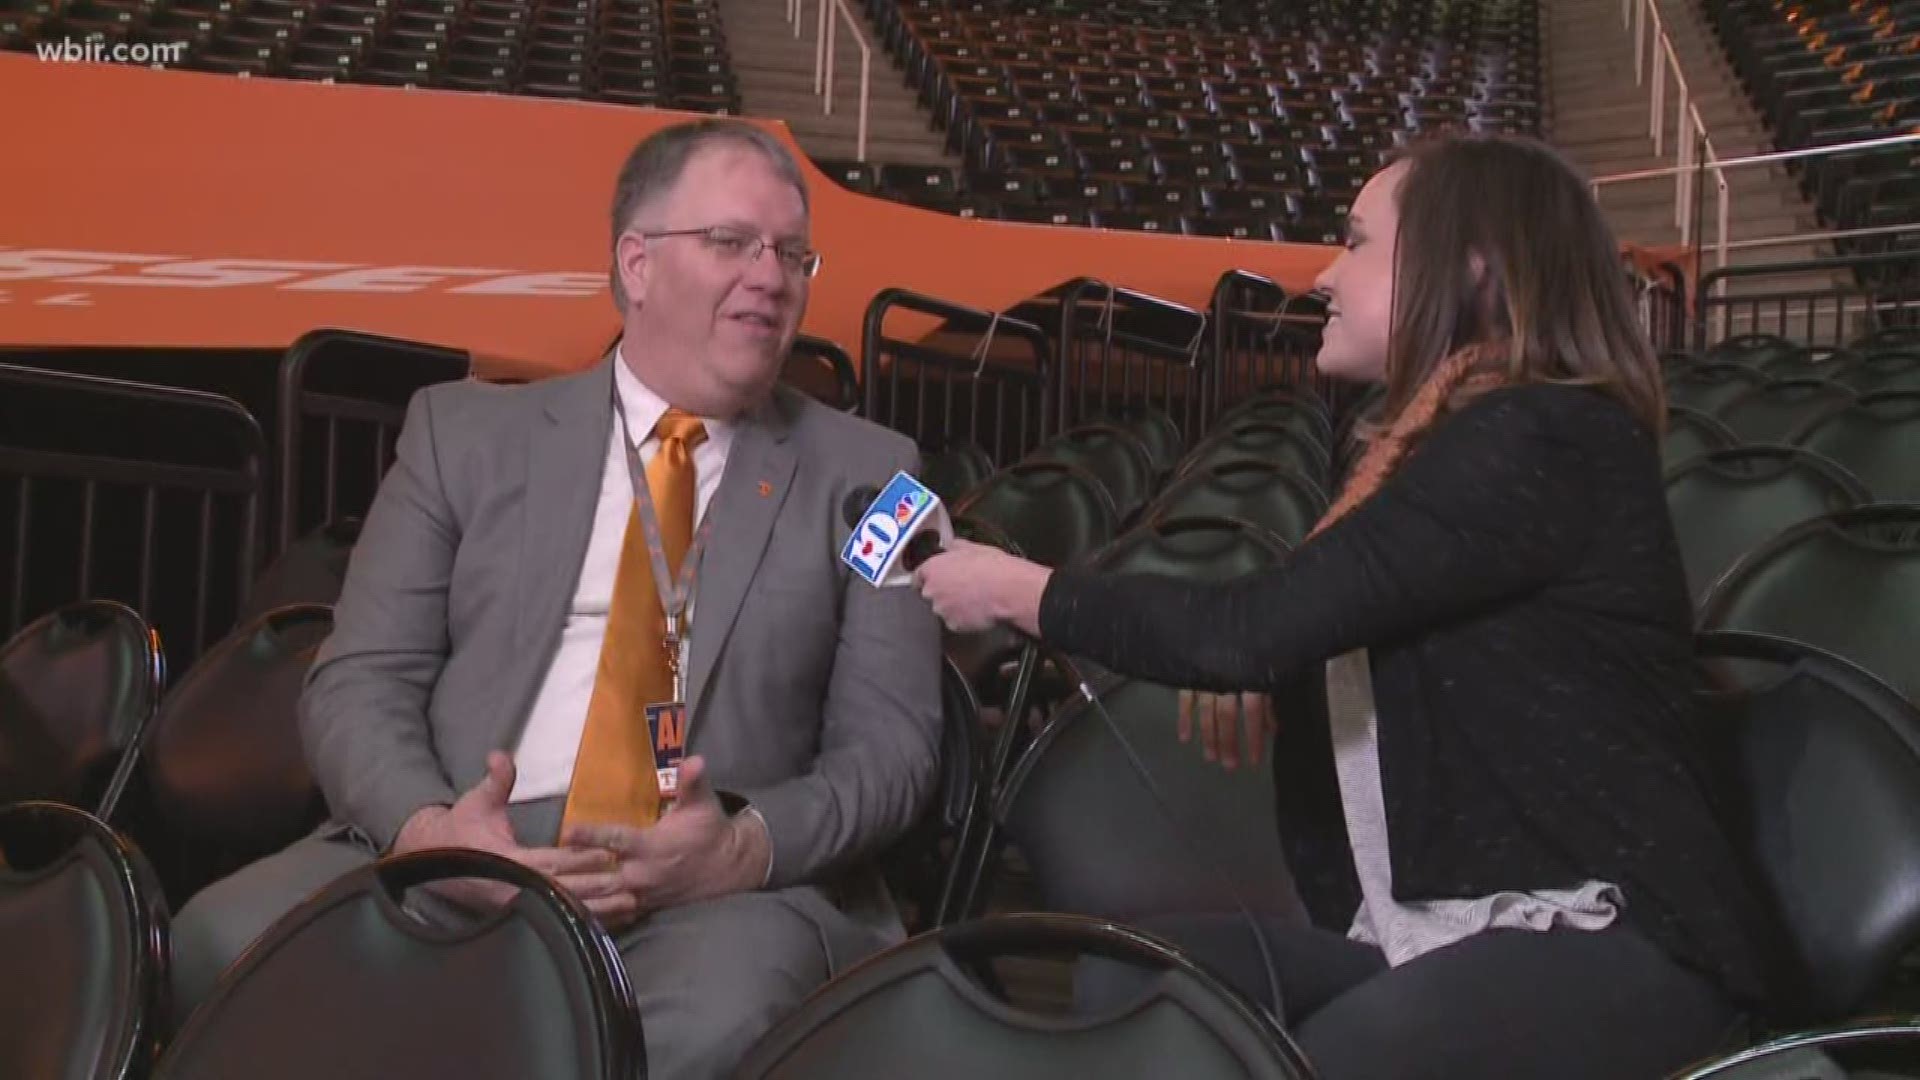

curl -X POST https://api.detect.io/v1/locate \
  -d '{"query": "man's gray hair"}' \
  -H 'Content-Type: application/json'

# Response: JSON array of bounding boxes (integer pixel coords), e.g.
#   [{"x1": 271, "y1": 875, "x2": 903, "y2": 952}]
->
[{"x1": 607, "y1": 119, "x2": 811, "y2": 310}]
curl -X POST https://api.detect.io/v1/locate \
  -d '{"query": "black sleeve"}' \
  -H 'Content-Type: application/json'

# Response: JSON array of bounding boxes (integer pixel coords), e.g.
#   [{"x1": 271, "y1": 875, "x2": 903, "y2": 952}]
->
[{"x1": 1036, "y1": 386, "x2": 1609, "y2": 690}]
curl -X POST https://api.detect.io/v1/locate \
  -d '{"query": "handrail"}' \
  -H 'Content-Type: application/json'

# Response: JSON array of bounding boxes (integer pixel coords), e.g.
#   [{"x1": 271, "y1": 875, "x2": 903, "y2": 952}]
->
[
  {"x1": 1721, "y1": 220, "x2": 1920, "y2": 254},
  {"x1": 787, "y1": 0, "x2": 871, "y2": 161},
  {"x1": 823, "y1": 0, "x2": 871, "y2": 162},
  {"x1": 1616, "y1": 0, "x2": 1719, "y2": 249},
  {"x1": 1593, "y1": 131, "x2": 1920, "y2": 186}
]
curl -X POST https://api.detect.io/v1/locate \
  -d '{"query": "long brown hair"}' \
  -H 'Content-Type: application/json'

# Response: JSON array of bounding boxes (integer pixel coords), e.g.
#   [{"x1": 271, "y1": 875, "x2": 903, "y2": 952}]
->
[{"x1": 1318, "y1": 134, "x2": 1664, "y2": 535}]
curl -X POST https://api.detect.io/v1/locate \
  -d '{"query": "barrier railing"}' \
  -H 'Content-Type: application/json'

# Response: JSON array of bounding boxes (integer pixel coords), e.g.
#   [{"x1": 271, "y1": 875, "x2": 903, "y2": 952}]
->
[
  {"x1": 1206, "y1": 271, "x2": 1336, "y2": 421},
  {"x1": 275, "y1": 329, "x2": 468, "y2": 557},
  {"x1": 0, "y1": 363, "x2": 266, "y2": 669},
  {"x1": 861, "y1": 289, "x2": 1054, "y2": 466},
  {"x1": 1045, "y1": 279, "x2": 1211, "y2": 443},
  {"x1": 1693, "y1": 251, "x2": 1920, "y2": 352}
]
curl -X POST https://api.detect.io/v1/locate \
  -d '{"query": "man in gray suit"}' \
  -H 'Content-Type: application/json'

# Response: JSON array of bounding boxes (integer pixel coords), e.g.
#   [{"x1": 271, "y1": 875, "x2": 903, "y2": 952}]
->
[{"x1": 170, "y1": 119, "x2": 945, "y2": 1077}]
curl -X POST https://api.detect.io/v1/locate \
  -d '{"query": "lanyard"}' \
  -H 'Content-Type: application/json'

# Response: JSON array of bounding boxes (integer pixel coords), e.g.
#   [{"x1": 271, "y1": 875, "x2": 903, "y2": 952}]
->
[{"x1": 611, "y1": 385, "x2": 713, "y2": 703}]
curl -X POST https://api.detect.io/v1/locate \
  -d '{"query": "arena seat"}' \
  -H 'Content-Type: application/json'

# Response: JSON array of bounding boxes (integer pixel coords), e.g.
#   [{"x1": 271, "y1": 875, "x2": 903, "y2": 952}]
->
[
  {"x1": 1692, "y1": 631, "x2": 1920, "y2": 1027},
  {"x1": 0, "y1": 801, "x2": 169, "y2": 1080},
  {"x1": 1698, "y1": 505, "x2": 1920, "y2": 705},
  {"x1": 1789, "y1": 389, "x2": 1920, "y2": 503},
  {"x1": 1716, "y1": 378, "x2": 1859, "y2": 445},
  {"x1": 1666, "y1": 405, "x2": 1744, "y2": 469},
  {"x1": 139, "y1": 604, "x2": 333, "y2": 904},
  {"x1": 1148, "y1": 459, "x2": 1327, "y2": 547},
  {"x1": 954, "y1": 460, "x2": 1119, "y2": 569},
  {"x1": 1667, "y1": 361, "x2": 1774, "y2": 417},
  {"x1": 153, "y1": 850, "x2": 643, "y2": 1080},
  {"x1": 734, "y1": 913, "x2": 1315, "y2": 1080},
  {"x1": 1177, "y1": 420, "x2": 1332, "y2": 490},
  {"x1": 0, "y1": 601, "x2": 165, "y2": 821},
  {"x1": 1836, "y1": 350, "x2": 1920, "y2": 396},
  {"x1": 863, "y1": 0, "x2": 1540, "y2": 236},
  {"x1": 1664, "y1": 447, "x2": 1870, "y2": 609},
  {"x1": 1024, "y1": 423, "x2": 1160, "y2": 525}
]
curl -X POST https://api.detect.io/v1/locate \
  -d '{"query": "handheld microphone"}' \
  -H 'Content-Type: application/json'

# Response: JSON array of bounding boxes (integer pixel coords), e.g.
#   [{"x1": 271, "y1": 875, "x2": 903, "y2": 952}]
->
[{"x1": 838, "y1": 472, "x2": 954, "y2": 587}]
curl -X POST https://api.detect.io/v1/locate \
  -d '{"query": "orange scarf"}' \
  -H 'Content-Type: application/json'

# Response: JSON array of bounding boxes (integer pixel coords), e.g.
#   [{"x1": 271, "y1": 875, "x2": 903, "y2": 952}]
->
[{"x1": 1308, "y1": 342, "x2": 1510, "y2": 541}]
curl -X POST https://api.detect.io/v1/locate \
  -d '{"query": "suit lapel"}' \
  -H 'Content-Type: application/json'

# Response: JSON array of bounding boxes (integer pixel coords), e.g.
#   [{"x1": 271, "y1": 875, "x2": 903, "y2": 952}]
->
[
  {"x1": 513, "y1": 358, "x2": 615, "y2": 668},
  {"x1": 686, "y1": 390, "x2": 798, "y2": 728}
]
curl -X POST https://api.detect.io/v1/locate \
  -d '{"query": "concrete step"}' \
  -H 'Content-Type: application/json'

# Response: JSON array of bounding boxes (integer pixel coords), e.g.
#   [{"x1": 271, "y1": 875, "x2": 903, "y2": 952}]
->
[{"x1": 718, "y1": 0, "x2": 957, "y2": 168}]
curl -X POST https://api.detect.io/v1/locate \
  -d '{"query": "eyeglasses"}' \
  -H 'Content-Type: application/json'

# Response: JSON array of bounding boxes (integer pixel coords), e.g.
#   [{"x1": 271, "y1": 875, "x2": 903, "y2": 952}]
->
[{"x1": 638, "y1": 225, "x2": 822, "y2": 278}]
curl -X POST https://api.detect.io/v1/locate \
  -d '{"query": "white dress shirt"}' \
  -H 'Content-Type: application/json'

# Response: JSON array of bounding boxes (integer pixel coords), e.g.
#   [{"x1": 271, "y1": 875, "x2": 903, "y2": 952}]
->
[{"x1": 511, "y1": 351, "x2": 734, "y2": 803}]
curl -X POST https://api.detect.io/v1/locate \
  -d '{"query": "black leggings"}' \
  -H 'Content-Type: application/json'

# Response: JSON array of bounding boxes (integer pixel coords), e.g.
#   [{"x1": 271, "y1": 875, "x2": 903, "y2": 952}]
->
[{"x1": 1078, "y1": 917, "x2": 1749, "y2": 1080}]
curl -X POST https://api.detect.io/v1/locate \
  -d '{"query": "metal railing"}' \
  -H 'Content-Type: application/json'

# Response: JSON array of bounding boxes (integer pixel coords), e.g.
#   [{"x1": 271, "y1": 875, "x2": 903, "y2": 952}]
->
[
  {"x1": 788, "y1": 0, "x2": 871, "y2": 161},
  {"x1": 860, "y1": 289, "x2": 1055, "y2": 466},
  {"x1": 0, "y1": 363, "x2": 267, "y2": 670},
  {"x1": 1605, "y1": 0, "x2": 1720, "y2": 251},
  {"x1": 1693, "y1": 251, "x2": 1920, "y2": 352},
  {"x1": 1206, "y1": 271, "x2": 1336, "y2": 424},
  {"x1": 1047, "y1": 279, "x2": 1211, "y2": 442},
  {"x1": 275, "y1": 329, "x2": 469, "y2": 556}
]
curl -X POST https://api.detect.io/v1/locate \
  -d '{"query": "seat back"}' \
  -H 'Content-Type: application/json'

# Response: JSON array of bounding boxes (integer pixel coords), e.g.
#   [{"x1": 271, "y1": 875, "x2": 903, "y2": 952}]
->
[
  {"x1": 784, "y1": 335, "x2": 860, "y2": 413},
  {"x1": 1665, "y1": 448, "x2": 1869, "y2": 607},
  {"x1": 1698, "y1": 506, "x2": 1920, "y2": 704},
  {"x1": 0, "y1": 801, "x2": 168, "y2": 1080},
  {"x1": 1694, "y1": 632, "x2": 1920, "y2": 1020},
  {"x1": 998, "y1": 520, "x2": 1304, "y2": 925},
  {"x1": 881, "y1": 656, "x2": 984, "y2": 931},
  {"x1": 735, "y1": 913, "x2": 1314, "y2": 1080},
  {"x1": 1026, "y1": 423, "x2": 1159, "y2": 523},
  {"x1": 1095, "y1": 516, "x2": 1293, "y2": 579},
  {"x1": 1215, "y1": 389, "x2": 1334, "y2": 448},
  {"x1": 1177, "y1": 422, "x2": 1330, "y2": 489},
  {"x1": 1149, "y1": 460, "x2": 1327, "y2": 546},
  {"x1": 1666, "y1": 406, "x2": 1742, "y2": 468},
  {"x1": 153, "y1": 850, "x2": 642, "y2": 1080},
  {"x1": 239, "y1": 517, "x2": 360, "y2": 623},
  {"x1": 1716, "y1": 379, "x2": 1857, "y2": 445},
  {"x1": 1836, "y1": 349, "x2": 1920, "y2": 395},
  {"x1": 955, "y1": 461, "x2": 1119, "y2": 568},
  {"x1": 1666, "y1": 361, "x2": 1771, "y2": 416},
  {"x1": 1706, "y1": 333, "x2": 1809, "y2": 372},
  {"x1": 144, "y1": 604, "x2": 334, "y2": 898},
  {"x1": 1791, "y1": 390, "x2": 1920, "y2": 503},
  {"x1": 0, "y1": 601, "x2": 163, "y2": 818},
  {"x1": 1100, "y1": 405, "x2": 1185, "y2": 478},
  {"x1": 919, "y1": 442, "x2": 996, "y2": 505}
]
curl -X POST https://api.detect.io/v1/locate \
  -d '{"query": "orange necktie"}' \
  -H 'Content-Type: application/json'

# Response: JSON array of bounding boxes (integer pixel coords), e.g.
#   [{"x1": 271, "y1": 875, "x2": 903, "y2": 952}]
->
[{"x1": 560, "y1": 409, "x2": 707, "y2": 832}]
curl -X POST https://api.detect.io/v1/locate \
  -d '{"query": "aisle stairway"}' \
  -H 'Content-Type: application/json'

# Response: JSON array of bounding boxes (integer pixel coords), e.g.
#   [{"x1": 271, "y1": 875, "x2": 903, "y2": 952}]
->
[{"x1": 718, "y1": 0, "x2": 960, "y2": 169}]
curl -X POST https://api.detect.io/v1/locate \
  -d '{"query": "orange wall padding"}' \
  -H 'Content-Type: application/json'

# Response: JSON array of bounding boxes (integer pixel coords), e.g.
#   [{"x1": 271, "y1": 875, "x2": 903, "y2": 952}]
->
[{"x1": 0, "y1": 54, "x2": 1338, "y2": 377}]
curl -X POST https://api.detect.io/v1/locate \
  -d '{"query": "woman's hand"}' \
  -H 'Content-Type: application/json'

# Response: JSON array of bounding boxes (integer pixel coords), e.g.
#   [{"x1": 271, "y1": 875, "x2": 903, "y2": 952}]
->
[
  {"x1": 913, "y1": 539, "x2": 1052, "y2": 635},
  {"x1": 1177, "y1": 691, "x2": 1277, "y2": 770}
]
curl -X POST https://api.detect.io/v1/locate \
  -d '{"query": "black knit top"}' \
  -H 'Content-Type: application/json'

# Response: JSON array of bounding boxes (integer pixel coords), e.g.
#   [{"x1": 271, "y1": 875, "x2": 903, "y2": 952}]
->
[{"x1": 1038, "y1": 382, "x2": 1782, "y2": 1010}]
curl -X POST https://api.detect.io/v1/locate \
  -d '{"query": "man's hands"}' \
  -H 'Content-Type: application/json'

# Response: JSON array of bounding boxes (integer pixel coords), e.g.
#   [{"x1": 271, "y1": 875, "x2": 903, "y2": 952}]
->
[
  {"x1": 393, "y1": 752, "x2": 769, "y2": 931},
  {"x1": 392, "y1": 751, "x2": 628, "y2": 919},
  {"x1": 560, "y1": 755, "x2": 771, "y2": 930},
  {"x1": 1177, "y1": 690, "x2": 1278, "y2": 770}
]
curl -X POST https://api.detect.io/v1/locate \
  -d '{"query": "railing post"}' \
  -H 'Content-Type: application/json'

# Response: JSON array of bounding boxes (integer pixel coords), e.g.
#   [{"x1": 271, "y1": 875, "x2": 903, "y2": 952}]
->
[
  {"x1": 1633, "y1": 0, "x2": 1647, "y2": 84},
  {"x1": 1651, "y1": 52, "x2": 1666, "y2": 155},
  {"x1": 825, "y1": 6, "x2": 837, "y2": 115},
  {"x1": 814, "y1": 0, "x2": 829, "y2": 95},
  {"x1": 1714, "y1": 171, "x2": 1731, "y2": 343}
]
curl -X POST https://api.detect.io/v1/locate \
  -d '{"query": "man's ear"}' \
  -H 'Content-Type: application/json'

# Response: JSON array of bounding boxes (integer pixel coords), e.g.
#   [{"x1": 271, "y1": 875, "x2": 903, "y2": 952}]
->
[
  {"x1": 1467, "y1": 250, "x2": 1488, "y2": 286},
  {"x1": 615, "y1": 231, "x2": 651, "y2": 310}
]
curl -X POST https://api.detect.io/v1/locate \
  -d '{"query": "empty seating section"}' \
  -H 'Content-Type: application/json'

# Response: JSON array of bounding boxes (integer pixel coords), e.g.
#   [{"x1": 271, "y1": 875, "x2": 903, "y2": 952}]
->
[
  {"x1": 827, "y1": 0, "x2": 1539, "y2": 235},
  {"x1": 1708, "y1": 0, "x2": 1920, "y2": 277},
  {"x1": 0, "y1": 0, "x2": 742, "y2": 111}
]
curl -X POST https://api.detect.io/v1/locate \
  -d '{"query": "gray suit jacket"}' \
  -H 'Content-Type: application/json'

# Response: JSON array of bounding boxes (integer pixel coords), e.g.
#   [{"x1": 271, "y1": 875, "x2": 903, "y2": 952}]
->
[{"x1": 298, "y1": 355, "x2": 944, "y2": 954}]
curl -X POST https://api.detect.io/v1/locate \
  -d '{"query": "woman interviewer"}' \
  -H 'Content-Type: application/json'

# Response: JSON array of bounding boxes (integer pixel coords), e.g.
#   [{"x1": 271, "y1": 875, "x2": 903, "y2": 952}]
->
[{"x1": 913, "y1": 134, "x2": 1779, "y2": 1079}]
